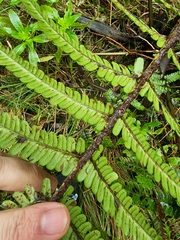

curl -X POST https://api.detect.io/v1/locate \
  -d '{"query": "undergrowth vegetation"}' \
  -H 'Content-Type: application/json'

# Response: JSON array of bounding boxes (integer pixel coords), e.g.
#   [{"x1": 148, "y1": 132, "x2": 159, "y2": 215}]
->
[{"x1": 0, "y1": 0, "x2": 180, "y2": 239}]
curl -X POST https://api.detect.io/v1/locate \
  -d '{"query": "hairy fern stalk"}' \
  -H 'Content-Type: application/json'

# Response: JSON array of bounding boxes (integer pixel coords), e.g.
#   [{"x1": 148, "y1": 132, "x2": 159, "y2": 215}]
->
[{"x1": 0, "y1": 0, "x2": 180, "y2": 239}]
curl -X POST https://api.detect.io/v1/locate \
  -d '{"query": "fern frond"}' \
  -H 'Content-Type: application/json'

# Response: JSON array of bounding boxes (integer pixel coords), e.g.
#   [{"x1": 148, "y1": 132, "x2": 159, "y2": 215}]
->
[
  {"x1": 155, "y1": 0, "x2": 180, "y2": 16},
  {"x1": 61, "y1": 226, "x2": 78, "y2": 240},
  {"x1": 2, "y1": 179, "x2": 104, "y2": 240},
  {"x1": 151, "y1": 73, "x2": 168, "y2": 95},
  {"x1": 111, "y1": 0, "x2": 166, "y2": 48},
  {"x1": 115, "y1": 203, "x2": 162, "y2": 240},
  {"x1": 1, "y1": 178, "x2": 53, "y2": 209},
  {"x1": 0, "y1": 44, "x2": 113, "y2": 131},
  {"x1": 168, "y1": 49, "x2": 180, "y2": 70},
  {"x1": 62, "y1": 185, "x2": 104, "y2": 239},
  {"x1": 114, "y1": 116, "x2": 180, "y2": 204},
  {"x1": 21, "y1": 0, "x2": 136, "y2": 94},
  {"x1": 139, "y1": 82, "x2": 180, "y2": 136},
  {"x1": 164, "y1": 70, "x2": 180, "y2": 83},
  {"x1": 146, "y1": 85, "x2": 160, "y2": 112},
  {"x1": 161, "y1": 105, "x2": 180, "y2": 136},
  {"x1": 75, "y1": 146, "x2": 162, "y2": 239},
  {"x1": 65, "y1": 205, "x2": 103, "y2": 240},
  {"x1": 77, "y1": 158, "x2": 117, "y2": 217},
  {"x1": 0, "y1": 112, "x2": 86, "y2": 174}
]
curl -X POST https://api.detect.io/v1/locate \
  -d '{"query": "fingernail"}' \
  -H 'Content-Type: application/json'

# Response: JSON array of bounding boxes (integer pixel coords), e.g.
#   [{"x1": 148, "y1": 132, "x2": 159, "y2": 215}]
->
[{"x1": 41, "y1": 206, "x2": 68, "y2": 235}]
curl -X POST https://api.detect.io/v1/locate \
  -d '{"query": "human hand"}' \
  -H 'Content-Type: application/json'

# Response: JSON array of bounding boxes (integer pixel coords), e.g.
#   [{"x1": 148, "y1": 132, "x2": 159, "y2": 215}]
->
[{"x1": 0, "y1": 153, "x2": 70, "y2": 240}]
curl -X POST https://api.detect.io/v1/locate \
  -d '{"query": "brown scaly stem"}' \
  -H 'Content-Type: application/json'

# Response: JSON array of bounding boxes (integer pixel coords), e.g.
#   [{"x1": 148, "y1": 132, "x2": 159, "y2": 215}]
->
[{"x1": 50, "y1": 23, "x2": 180, "y2": 202}]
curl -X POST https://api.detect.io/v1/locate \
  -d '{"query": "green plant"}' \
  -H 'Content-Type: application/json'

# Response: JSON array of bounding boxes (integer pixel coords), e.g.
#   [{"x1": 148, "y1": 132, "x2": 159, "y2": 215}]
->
[
  {"x1": 0, "y1": 8, "x2": 48, "y2": 66},
  {"x1": 1, "y1": 0, "x2": 82, "y2": 65},
  {"x1": 0, "y1": 0, "x2": 180, "y2": 239},
  {"x1": 41, "y1": 0, "x2": 82, "y2": 41}
]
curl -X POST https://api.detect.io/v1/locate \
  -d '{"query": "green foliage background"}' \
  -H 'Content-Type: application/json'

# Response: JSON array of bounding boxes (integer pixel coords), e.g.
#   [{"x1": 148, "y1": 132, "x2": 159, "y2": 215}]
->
[{"x1": 0, "y1": 0, "x2": 180, "y2": 239}]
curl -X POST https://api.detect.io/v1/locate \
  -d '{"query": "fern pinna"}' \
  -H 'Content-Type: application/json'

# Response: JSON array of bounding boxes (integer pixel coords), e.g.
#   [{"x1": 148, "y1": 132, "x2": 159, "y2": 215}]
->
[{"x1": 0, "y1": 0, "x2": 180, "y2": 239}]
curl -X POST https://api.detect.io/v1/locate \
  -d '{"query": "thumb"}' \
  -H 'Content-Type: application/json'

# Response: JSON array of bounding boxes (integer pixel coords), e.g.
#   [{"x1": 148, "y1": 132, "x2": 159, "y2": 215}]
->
[{"x1": 0, "y1": 202, "x2": 70, "y2": 240}]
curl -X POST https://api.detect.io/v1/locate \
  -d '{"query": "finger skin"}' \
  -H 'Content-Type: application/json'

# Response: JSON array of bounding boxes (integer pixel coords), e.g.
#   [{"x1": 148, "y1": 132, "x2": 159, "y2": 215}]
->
[
  {"x1": 0, "y1": 202, "x2": 70, "y2": 240},
  {"x1": 0, "y1": 155, "x2": 58, "y2": 192}
]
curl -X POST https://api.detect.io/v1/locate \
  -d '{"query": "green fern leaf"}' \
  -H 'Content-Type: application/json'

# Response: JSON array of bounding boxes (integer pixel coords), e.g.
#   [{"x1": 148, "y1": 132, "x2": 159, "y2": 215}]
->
[
  {"x1": 77, "y1": 222, "x2": 92, "y2": 236},
  {"x1": 168, "y1": 49, "x2": 180, "y2": 70},
  {"x1": 104, "y1": 171, "x2": 118, "y2": 185},
  {"x1": 68, "y1": 205, "x2": 103, "y2": 239},
  {"x1": 21, "y1": 0, "x2": 136, "y2": 94},
  {"x1": 61, "y1": 227, "x2": 78, "y2": 240},
  {"x1": 155, "y1": 0, "x2": 180, "y2": 16},
  {"x1": 84, "y1": 230, "x2": 101, "y2": 240},
  {"x1": 41, "y1": 178, "x2": 51, "y2": 199},
  {"x1": 117, "y1": 115, "x2": 180, "y2": 204},
  {"x1": 0, "y1": 113, "x2": 84, "y2": 175},
  {"x1": 0, "y1": 44, "x2": 113, "y2": 129},
  {"x1": 96, "y1": 156, "x2": 108, "y2": 168},
  {"x1": 84, "y1": 168, "x2": 96, "y2": 189},
  {"x1": 102, "y1": 188, "x2": 112, "y2": 212},
  {"x1": 76, "y1": 162, "x2": 90, "y2": 182},
  {"x1": 116, "y1": 207, "x2": 124, "y2": 229},
  {"x1": 111, "y1": 182, "x2": 123, "y2": 193},
  {"x1": 1, "y1": 200, "x2": 19, "y2": 209},
  {"x1": 96, "y1": 181, "x2": 106, "y2": 203},
  {"x1": 139, "y1": 82, "x2": 150, "y2": 97},
  {"x1": 162, "y1": 105, "x2": 180, "y2": 136},
  {"x1": 140, "y1": 64, "x2": 179, "y2": 128},
  {"x1": 12, "y1": 191, "x2": 30, "y2": 207},
  {"x1": 91, "y1": 172, "x2": 101, "y2": 195},
  {"x1": 111, "y1": 0, "x2": 166, "y2": 47}
]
